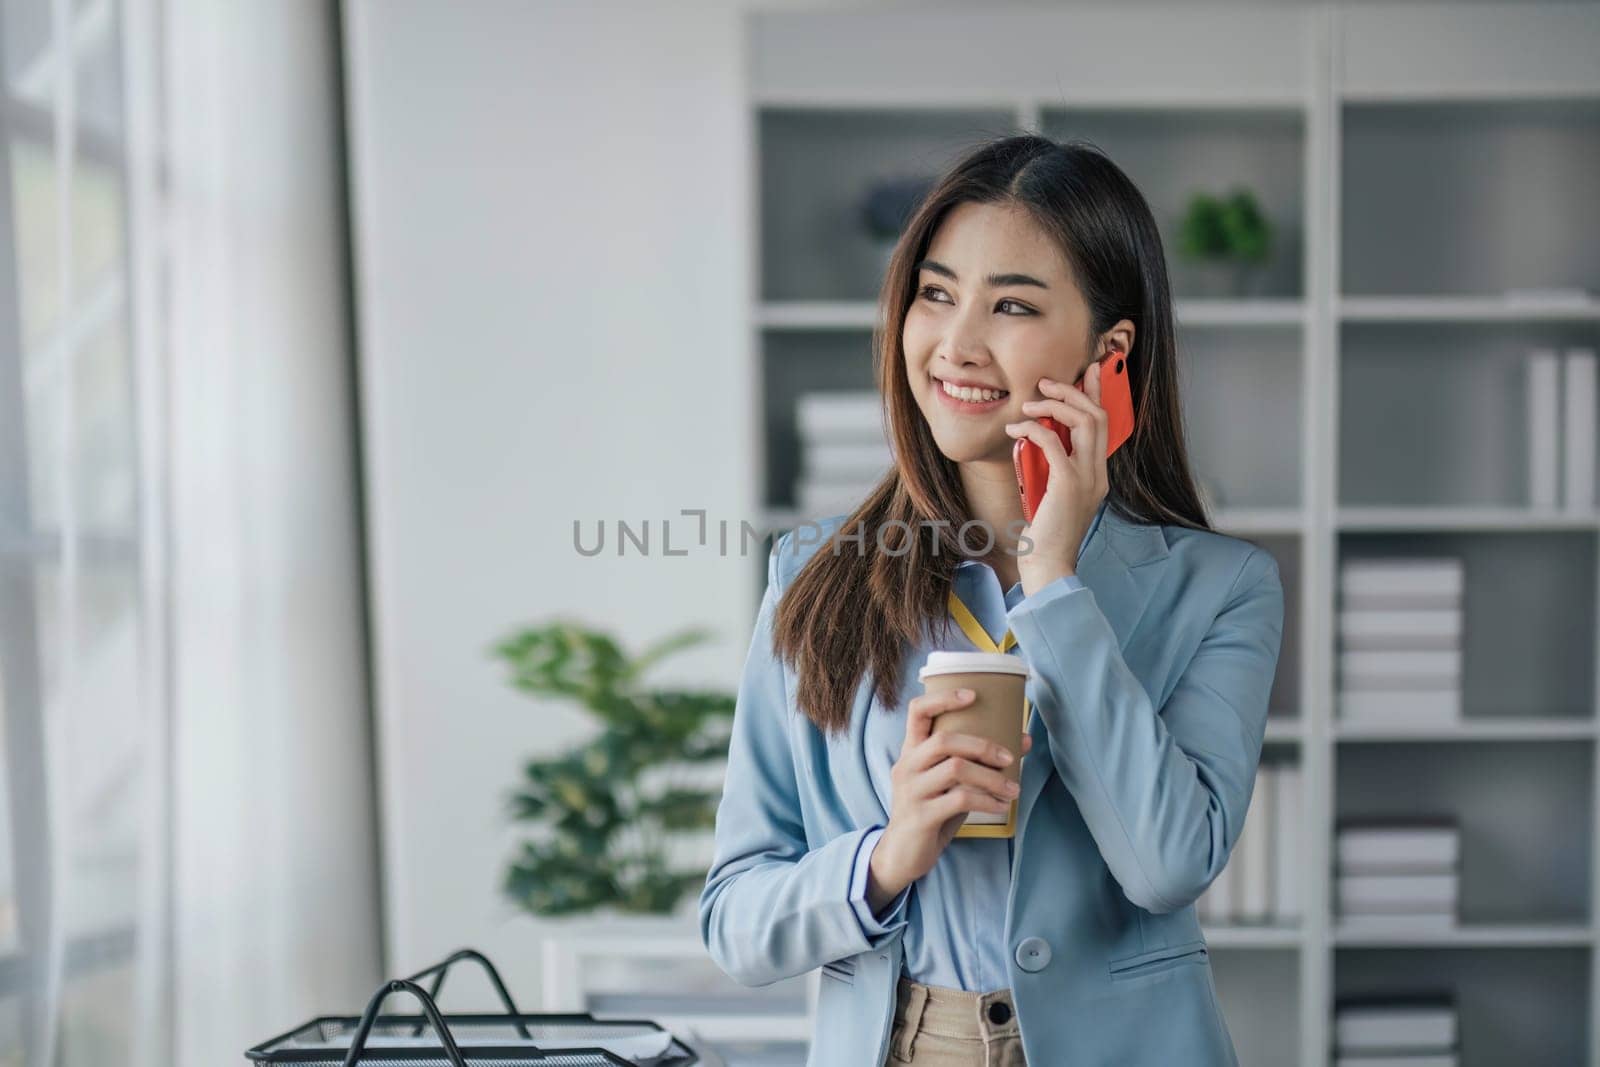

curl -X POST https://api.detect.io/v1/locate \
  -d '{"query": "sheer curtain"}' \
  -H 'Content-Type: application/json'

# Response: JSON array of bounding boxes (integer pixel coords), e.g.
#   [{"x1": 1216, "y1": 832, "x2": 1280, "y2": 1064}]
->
[{"x1": 0, "y1": 1, "x2": 382, "y2": 1064}]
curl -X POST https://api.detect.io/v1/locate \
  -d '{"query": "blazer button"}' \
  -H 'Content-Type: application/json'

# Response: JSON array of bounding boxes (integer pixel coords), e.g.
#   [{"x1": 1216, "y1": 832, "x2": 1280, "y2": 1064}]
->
[{"x1": 1015, "y1": 936, "x2": 1052, "y2": 972}]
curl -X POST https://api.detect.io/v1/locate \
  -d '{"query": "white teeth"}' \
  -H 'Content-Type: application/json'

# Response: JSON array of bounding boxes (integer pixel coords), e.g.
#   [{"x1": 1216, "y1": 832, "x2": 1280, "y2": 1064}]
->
[{"x1": 940, "y1": 379, "x2": 1007, "y2": 403}]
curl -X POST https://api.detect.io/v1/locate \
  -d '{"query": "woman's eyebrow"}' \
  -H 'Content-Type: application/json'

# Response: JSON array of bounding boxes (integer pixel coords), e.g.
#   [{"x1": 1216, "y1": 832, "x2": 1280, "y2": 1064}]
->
[{"x1": 914, "y1": 258, "x2": 1050, "y2": 290}]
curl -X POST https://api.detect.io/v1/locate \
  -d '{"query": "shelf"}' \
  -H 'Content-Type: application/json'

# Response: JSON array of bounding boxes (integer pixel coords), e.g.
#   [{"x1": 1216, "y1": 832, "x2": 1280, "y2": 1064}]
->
[
  {"x1": 757, "y1": 301, "x2": 881, "y2": 331},
  {"x1": 1338, "y1": 531, "x2": 1596, "y2": 722},
  {"x1": 756, "y1": 298, "x2": 1307, "y2": 331},
  {"x1": 753, "y1": 89, "x2": 1308, "y2": 112},
  {"x1": 1212, "y1": 508, "x2": 1306, "y2": 535},
  {"x1": 1334, "y1": 718, "x2": 1597, "y2": 743},
  {"x1": 1336, "y1": 507, "x2": 1600, "y2": 532},
  {"x1": 1335, "y1": 942, "x2": 1590, "y2": 1067},
  {"x1": 759, "y1": 108, "x2": 1017, "y2": 303},
  {"x1": 1337, "y1": 743, "x2": 1593, "y2": 927},
  {"x1": 743, "y1": 11, "x2": 1600, "y2": 1067},
  {"x1": 1176, "y1": 299, "x2": 1307, "y2": 327},
  {"x1": 1339, "y1": 294, "x2": 1600, "y2": 323},
  {"x1": 1340, "y1": 97, "x2": 1600, "y2": 300},
  {"x1": 1263, "y1": 718, "x2": 1303, "y2": 743},
  {"x1": 1203, "y1": 924, "x2": 1303, "y2": 949},
  {"x1": 1333, "y1": 923, "x2": 1595, "y2": 949}
]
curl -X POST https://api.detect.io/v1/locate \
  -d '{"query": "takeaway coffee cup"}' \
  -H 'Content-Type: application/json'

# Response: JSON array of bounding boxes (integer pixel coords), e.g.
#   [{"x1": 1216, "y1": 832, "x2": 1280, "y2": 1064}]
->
[{"x1": 916, "y1": 651, "x2": 1031, "y2": 837}]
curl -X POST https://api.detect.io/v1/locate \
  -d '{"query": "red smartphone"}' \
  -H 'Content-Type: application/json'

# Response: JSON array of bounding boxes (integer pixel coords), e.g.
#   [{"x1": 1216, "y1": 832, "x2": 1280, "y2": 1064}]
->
[{"x1": 1013, "y1": 353, "x2": 1135, "y2": 522}]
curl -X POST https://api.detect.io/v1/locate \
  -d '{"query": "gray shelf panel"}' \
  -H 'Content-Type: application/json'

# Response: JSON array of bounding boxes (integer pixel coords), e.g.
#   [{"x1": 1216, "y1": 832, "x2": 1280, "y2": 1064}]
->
[
  {"x1": 761, "y1": 330, "x2": 880, "y2": 511},
  {"x1": 1180, "y1": 325, "x2": 1304, "y2": 511},
  {"x1": 1337, "y1": 530, "x2": 1596, "y2": 721},
  {"x1": 1251, "y1": 535, "x2": 1303, "y2": 721},
  {"x1": 760, "y1": 108, "x2": 1016, "y2": 303},
  {"x1": 1341, "y1": 98, "x2": 1600, "y2": 299},
  {"x1": 1212, "y1": 947, "x2": 1299, "y2": 1067},
  {"x1": 1334, "y1": 947, "x2": 1589, "y2": 1067},
  {"x1": 1039, "y1": 107, "x2": 1306, "y2": 301},
  {"x1": 1338, "y1": 321, "x2": 1600, "y2": 510},
  {"x1": 1336, "y1": 741, "x2": 1592, "y2": 926}
]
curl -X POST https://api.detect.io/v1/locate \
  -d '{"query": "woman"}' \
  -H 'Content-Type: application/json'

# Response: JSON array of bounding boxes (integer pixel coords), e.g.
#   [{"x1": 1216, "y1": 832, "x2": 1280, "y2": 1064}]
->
[{"x1": 699, "y1": 135, "x2": 1285, "y2": 1066}]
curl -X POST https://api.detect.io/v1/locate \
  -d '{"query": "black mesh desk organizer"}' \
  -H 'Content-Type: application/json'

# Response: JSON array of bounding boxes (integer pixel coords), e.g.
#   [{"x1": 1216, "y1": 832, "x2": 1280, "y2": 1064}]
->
[{"x1": 245, "y1": 948, "x2": 700, "y2": 1067}]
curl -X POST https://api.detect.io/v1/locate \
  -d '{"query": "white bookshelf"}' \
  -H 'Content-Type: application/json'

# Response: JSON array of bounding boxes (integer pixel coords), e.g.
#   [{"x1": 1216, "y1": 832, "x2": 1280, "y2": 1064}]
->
[{"x1": 735, "y1": 5, "x2": 1600, "y2": 1065}]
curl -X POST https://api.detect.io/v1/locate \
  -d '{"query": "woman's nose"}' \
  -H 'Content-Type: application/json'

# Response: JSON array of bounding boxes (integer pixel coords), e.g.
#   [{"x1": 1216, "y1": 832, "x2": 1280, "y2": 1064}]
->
[{"x1": 934, "y1": 302, "x2": 999, "y2": 365}]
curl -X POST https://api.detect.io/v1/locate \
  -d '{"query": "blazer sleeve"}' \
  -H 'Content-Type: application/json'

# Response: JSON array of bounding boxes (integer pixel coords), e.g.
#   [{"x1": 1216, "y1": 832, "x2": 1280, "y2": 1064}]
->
[
  {"x1": 698, "y1": 534, "x2": 907, "y2": 987},
  {"x1": 1003, "y1": 545, "x2": 1285, "y2": 914}
]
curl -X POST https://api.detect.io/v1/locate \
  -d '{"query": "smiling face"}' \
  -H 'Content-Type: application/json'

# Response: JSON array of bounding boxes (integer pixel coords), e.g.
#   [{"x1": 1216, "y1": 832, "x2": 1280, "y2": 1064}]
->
[{"x1": 903, "y1": 200, "x2": 1115, "y2": 465}]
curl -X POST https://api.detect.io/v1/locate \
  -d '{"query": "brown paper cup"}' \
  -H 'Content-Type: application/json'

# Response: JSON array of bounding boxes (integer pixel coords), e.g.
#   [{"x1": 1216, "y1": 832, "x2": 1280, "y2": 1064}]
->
[{"x1": 917, "y1": 651, "x2": 1030, "y2": 839}]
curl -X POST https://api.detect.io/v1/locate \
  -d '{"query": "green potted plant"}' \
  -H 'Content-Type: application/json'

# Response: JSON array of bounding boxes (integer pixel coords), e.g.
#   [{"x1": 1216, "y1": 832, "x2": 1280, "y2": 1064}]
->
[
  {"x1": 493, "y1": 619, "x2": 736, "y2": 918},
  {"x1": 1176, "y1": 187, "x2": 1273, "y2": 298}
]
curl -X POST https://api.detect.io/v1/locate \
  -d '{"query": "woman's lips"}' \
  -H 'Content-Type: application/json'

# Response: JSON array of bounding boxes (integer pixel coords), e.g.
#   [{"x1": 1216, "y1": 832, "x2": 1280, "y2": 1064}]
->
[{"x1": 932, "y1": 376, "x2": 1010, "y2": 414}]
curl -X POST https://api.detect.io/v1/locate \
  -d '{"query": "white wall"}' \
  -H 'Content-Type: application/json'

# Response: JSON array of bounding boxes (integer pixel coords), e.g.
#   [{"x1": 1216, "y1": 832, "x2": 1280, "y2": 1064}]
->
[{"x1": 342, "y1": 0, "x2": 759, "y2": 1005}]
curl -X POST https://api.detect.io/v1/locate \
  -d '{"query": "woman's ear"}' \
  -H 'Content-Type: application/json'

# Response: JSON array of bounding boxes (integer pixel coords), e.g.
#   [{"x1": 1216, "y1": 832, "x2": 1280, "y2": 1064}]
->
[{"x1": 1099, "y1": 320, "x2": 1136, "y2": 360}]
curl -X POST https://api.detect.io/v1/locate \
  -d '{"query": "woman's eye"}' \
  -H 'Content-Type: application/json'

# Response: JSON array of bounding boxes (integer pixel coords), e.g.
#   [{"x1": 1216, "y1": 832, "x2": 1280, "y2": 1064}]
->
[{"x1": 917, "y1": 286, "x2": 1032, "y2": 316}]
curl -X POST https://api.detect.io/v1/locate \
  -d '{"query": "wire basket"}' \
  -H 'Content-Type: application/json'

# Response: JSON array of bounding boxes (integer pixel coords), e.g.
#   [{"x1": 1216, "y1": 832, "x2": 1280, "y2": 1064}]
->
[{"x1": 245, "y1": 948, "x2": 698, "y2": 1067}]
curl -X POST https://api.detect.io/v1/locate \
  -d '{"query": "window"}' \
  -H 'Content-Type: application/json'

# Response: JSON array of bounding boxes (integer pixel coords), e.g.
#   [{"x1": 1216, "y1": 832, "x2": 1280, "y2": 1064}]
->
[{"x1": 0, "y1": 0, "x2": 165, "y2": 1062}]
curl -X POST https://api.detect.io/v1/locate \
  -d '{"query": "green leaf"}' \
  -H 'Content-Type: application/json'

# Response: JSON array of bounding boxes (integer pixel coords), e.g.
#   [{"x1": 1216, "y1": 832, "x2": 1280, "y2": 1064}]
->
[{"x1": 627, "y1": 626, "x2": 716, "y2": 681}]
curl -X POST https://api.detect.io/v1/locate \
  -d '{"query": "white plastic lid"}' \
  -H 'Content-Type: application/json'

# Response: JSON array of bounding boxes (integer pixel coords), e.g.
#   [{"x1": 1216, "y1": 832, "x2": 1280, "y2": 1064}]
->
[{"x1": 918, "y1": 650, "x2": 1031, "y2": 680}]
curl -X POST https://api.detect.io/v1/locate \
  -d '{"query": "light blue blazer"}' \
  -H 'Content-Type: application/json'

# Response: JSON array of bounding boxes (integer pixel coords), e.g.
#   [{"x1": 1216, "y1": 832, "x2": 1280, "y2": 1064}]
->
[{"x1": 699, "y1": 505, "x2": 1286, "y2": 1066}]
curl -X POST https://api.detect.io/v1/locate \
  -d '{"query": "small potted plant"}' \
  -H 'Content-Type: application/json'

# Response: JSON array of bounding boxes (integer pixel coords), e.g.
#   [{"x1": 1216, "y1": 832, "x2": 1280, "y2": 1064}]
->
[
  {"x1": 493, "y1": 619, "x2": 736, "y2": 920},
  {"x1": 1176, "y1": 187, "x2": 1273, "y2": 298}
]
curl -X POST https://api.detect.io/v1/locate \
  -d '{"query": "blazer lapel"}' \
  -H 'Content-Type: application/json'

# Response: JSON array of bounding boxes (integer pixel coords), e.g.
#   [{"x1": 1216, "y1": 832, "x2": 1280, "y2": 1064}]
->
[{"x1": 1015, "y1": 506, "x2": 1171, "y2": 840}]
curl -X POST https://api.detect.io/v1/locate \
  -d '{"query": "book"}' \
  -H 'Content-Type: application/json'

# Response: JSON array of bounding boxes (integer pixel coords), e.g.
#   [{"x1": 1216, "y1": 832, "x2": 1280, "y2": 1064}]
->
[
  {"x1": 1338, "y1": 688, "x2": 1461, "y2": 724},
  {"x1": 1338, "y1": 873, "x2": 1458, "y2": 912},
  {"x1": 1341, "y1": 591, "x2": 1462, "y2": 613},
  {"x1": 1338, "y1": 609, "x2": 1462, "y2": 649},
  {"x1": 795, "y1": 392, "x2": 886, "y2": 440},
  {"x1": 1272, "y1": 761, "x2": 1302, "y2": 923},
  {"x1": 1337, "y1": 822, "x2": 1460, "y2": 870},
  {"x1": 1335, "y1": 998, "x2": 1456, "y2": 1051},
  {"x1": 1340, "y1": 649, "x2": 1461, "y2": 686},
  {"x1": 803, "y1": 441, "x2": 894, "y2": 480},
  {"x1": 1528, "y1": 347, "x2": 1562, "y2": 508},
  {"x1": 1208, "y1": 848, "x2": 1238, "y2": 924},
  {"x1": 795, "y1": 477, "x2": 874, "y2": 516},
  {"x1": 1340, "y1": 559, "x2": 1463, "y2": 598},
  {"x1": 1338, "y1": 911, "x2": 1456, "y2": 932},
  {"x1": 1237, "y1": 766, "x2": 1273, "y2": 922},
  {"x1": 1563, "y1": 347, "x2": 1596, "y2": 511}
]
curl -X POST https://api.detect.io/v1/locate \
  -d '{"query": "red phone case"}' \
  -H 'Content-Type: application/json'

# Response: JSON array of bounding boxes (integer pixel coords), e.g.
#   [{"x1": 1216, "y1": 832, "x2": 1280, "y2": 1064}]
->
[{"x1": 1013, "y1": 353, "x2": 1135, "y2": 522}]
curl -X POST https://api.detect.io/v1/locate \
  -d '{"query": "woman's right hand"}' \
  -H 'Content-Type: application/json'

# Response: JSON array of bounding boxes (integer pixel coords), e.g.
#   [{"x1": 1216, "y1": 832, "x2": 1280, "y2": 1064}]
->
[{"x1": 867, "y1": 688, "x2": 1031, "y2": 910}]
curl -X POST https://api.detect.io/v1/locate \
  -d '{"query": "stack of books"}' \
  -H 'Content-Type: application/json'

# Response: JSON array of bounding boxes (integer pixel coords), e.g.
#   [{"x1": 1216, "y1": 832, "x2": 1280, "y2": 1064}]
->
[
  {"x1": 1526, "y1": 345, "x2": 1596, "y2": 511},
  {"x1": 793, "y1": 392, "x2": 892, "y2": 516},
  {"x1": 1338, "y1": 558, "x2": 1464, "y2": 727},
  {"x1": 1195, "y1": 759, "x2": 1302, "y2": 925},
  {"x1": 1337, "y1": 819, "x2": 1459, "y2": 931},
  {"x1": 1334, "y1": 996, "x2": 1459, "y2": 1066}
]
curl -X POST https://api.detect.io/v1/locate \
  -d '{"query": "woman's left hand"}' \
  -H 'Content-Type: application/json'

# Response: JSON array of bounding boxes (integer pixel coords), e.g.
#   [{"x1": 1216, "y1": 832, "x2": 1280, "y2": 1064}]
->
[{"x1": 1004, "y1": 359, "x2": 1111, "y2": 595}]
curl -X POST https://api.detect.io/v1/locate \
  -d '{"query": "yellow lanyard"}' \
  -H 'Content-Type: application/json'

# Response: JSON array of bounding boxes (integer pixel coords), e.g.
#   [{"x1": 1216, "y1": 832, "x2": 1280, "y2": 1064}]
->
[
  {"x1": 946, "y1": 590, "x2": 1033, "y2": 728},
  {"x1": 946, "y1": 590, "x2": 1015, "y2": 653}
]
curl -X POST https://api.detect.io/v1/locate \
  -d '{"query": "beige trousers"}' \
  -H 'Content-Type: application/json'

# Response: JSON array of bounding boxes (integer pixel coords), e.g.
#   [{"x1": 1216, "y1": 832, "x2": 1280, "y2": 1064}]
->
[{"x1": 885, "y1": 975, "x2": 1028, "y2": 1066}]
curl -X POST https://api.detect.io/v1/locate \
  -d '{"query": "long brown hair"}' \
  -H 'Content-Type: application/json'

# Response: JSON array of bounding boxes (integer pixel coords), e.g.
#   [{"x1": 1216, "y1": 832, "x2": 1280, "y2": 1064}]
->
[{"x1": 773, "y1": 135, "x2": 1212, "y2": 737}]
